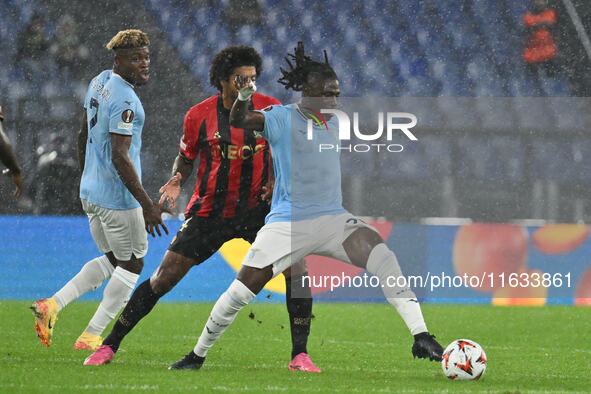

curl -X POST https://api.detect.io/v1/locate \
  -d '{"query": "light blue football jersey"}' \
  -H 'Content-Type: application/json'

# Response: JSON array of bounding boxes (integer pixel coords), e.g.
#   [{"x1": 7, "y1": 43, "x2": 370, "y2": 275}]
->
[
  {"x1": 258, "y1": 104, "x2": 346, "y2": 223},
  {"x1": 80, "y1": 70, "x2": 145, "y2": 210}
]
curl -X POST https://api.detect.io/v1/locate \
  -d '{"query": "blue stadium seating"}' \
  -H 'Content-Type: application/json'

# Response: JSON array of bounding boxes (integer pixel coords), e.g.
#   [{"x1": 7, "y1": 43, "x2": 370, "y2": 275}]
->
[
  {"x1": 2, "y1": 0, "x2": 587, "y2": 194},
  {"x1": 155, "y1": 0, "x2": 576, "y2": 104},
  {"x1": 1, "y1": 0, "x2": 577, "y2": 108}
]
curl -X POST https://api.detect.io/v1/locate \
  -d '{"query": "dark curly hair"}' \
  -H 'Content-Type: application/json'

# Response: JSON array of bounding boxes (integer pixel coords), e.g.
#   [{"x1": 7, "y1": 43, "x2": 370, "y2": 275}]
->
[
  {"x1": 278, "y1": 41, "x2": 337, "y2": 91},
  {"x1": 209, "y1": 45, "x2": 262, "y2": 92}
]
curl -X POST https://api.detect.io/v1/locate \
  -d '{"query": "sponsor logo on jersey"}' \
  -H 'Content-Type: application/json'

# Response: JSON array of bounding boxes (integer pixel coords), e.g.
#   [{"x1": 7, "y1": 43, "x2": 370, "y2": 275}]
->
[
  {"x1": 117, "y1": 122, "x2": 133, "y2": 130},
  {"x1": 212, "y1": 143, "x2": 265, "y2": 160}
]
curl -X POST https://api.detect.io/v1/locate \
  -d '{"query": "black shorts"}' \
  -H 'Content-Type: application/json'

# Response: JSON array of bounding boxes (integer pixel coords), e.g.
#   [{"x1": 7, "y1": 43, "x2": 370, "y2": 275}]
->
[{"x1": 167, "y1": 205, "x2": 268, "y2": 265}]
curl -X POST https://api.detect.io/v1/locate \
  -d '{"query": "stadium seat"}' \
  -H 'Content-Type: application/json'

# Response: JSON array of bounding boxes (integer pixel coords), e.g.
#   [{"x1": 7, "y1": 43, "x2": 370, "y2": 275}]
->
[{"x1": 139, "y1": 0, "x2": 574, "y2": 101}]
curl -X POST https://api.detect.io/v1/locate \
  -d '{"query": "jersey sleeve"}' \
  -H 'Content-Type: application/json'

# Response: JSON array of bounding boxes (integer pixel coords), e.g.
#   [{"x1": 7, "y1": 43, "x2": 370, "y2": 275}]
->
[
  {"x1": 179, "y1": 110, "x2": 200, "y2": 160},
  {"x1": 109, "y1": 96, "x2": 140, "y2": 136},
  {"x1": 83, "y1": 79, "x2": 93, "y2": 109},
  {"x1": 256, "y1": 105, "x2": 287, "y2": 144}
]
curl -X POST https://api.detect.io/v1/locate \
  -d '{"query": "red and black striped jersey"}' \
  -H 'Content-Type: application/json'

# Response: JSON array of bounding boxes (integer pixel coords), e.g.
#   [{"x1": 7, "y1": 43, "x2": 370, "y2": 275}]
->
[{"x1": 180, "y1": 93, "x2": 280, "y2": 219}]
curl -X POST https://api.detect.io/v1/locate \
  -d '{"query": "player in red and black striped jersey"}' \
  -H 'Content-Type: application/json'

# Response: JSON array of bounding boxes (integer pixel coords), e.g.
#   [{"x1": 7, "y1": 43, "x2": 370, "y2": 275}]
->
[
  {"x1": 93, "y1": 46, "x2": 319, "y2": 372},
  {"x1": 179, "y1": 84, "x2": 276, "y2": 219},
  {"x1": 0, "y1": 105, "x2": 23, "y2": 198}
]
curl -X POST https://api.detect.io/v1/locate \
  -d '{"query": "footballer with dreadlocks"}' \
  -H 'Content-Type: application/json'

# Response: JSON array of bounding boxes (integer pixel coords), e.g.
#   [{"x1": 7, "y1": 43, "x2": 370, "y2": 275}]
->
[
  {"x1": 32, "y1": 29, "x2": 172, "y2": 352},
  {"x1": 85, "y1": 46, "x2": 320, "y2": 372},
  {"x1": 166, "y1": 42, "x2": 444, "y2": 371}
]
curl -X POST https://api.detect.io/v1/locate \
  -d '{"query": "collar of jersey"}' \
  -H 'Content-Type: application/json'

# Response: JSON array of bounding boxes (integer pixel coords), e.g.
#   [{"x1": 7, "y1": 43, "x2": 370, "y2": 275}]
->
[
  {"x1": 295, "y1": 104, "x2": 319, "y2": 124},
  {"x1": 295, "y1": 104, "x2": 332, "y2": 131},
  {"x1": 112, "y1": 72, "x2": 134, "y2": 88}
]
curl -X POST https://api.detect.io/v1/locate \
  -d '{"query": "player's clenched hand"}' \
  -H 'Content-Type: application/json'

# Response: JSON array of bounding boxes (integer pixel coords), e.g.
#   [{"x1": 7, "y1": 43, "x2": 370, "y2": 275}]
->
[
  {"x1": 234, "y1": 75, "x2": 257, "y2": 101},
  {"x1": 143, "y1": 201, "x2": 174, "y2": 237},
  {"x1": 2, "y1": 168, "x2": 22, "y2": 198},
  {"x1": 159, "y1": 172, "x2": 182, "y2": 209},
  {"x1": 261, "y1": 177, "x2": 275, "y2": 205}
]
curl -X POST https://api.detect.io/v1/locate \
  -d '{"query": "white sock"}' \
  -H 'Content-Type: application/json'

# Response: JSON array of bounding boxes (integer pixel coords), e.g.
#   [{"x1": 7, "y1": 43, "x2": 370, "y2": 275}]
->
[
  {"x1": 85, "y1": 266, "x2": 140, "y2": 336},
  {"x1": 53, "y1": 256, "x2": 114, "y2": 311},
  {"x1": 366, "y1": 244, "x2": 428, "y2": 335},
  {"x1": 194, "y1": 279, "x2": 255, "y2": 357}
]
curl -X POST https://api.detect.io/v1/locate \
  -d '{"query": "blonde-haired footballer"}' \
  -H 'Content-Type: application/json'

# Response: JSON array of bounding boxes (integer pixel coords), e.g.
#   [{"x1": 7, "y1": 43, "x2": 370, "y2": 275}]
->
[{"x1": 31, "y1": 29, "x2": 172, "y2": 350}]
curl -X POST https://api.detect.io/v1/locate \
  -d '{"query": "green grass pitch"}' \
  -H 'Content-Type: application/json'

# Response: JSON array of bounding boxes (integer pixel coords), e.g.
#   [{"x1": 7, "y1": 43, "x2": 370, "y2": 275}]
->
[{"x1": 1, "y1": 301, "x2": 589, "y2": 392}]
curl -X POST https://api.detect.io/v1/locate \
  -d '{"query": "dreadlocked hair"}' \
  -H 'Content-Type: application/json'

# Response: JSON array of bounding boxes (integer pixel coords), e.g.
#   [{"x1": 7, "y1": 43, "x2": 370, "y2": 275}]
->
[
  {"x1": 106, "y1": 29, "x2": 149, "y2": 51},
  {"x1": 278, "y1": 41, "x2": 337, "y2": 91}
]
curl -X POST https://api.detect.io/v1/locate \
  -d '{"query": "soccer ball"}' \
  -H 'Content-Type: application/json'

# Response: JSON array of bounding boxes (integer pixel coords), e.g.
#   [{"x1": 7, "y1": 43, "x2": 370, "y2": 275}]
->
[{"x1": 441, "y1": 339, "x2": 487, "y2": 380}]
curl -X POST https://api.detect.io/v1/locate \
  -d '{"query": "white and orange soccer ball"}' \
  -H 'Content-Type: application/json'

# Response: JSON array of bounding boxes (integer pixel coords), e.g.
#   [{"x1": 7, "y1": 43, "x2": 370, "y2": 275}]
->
[{"x1": 441, "y1": 339, "x2": 487, "y2": 380}]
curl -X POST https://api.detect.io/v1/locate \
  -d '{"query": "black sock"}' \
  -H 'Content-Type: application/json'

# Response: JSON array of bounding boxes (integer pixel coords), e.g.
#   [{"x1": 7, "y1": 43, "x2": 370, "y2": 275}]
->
[
  {"x1": 102, "y1": 279, "x2": 161, "y2": 352},
  {"x1": 285, "y1": 274, "x2": 313, "y2": 359}
]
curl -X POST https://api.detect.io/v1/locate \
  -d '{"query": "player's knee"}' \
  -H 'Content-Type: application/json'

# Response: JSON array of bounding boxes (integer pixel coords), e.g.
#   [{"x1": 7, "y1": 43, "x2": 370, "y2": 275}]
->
[
  {"x1": 343, "y1": 228, "x2": 384, "y2": 268},
  {"x1": 128, "y1": 256, "x2": 144, "y2": 274},
  {"x1": 116, "y1": 255, "x2": 143, "y2": 274},
  {"x1": 105, "y1": 252, "x2": 118, "y2": 268},
  {"x1": 149, "y1": 270, "x2": 176, "y2": 295},
  {"x1": 134, "y1": 256, "x2": 144, "y2": 271},
  {"x1": 237, "y1": 266, "x2": 272, "y2": 294},
  {"x1": 150, "y1": 263, "x2": 183, "y2": 296},
  {"x1": 151, "y1": 252, "x2": 194, "y2": 295}
]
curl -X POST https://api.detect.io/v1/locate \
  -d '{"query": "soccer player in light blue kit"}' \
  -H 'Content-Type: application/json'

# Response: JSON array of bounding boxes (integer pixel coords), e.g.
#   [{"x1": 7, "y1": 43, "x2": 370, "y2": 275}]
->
[
  {"x1": 31, "y1": 29, "x2": 171, "y2": 351},
  {"x1": 169, "y1": 42, "x2": 443, "y2": 371}
]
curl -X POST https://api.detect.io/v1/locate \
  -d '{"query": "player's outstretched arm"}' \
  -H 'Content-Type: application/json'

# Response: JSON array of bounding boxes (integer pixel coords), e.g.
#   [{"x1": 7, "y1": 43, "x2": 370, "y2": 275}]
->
[
  {"x1": 111, "y1": 133, "x2": 173, "y2": 237},
  {"x1": 0, "y1": 118, "x2": 23, "y2": 198},
  {"x1": 229, "y1": 75, "x2": 265, "y2": 131},
  {"x1": 77, "y1": 110, "x2": 88, "y2": 175},
  {"x1": 158, "y1": 152, "x2": 194, "y2": 209}
]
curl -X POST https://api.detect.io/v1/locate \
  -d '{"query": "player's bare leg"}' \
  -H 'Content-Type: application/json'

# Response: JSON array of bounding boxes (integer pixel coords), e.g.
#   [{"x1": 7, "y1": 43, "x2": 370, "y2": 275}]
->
[
  {"x1": 85, "y1": 250, "x2": 195, "y2": 365},
  {"x1": 342, "y1": 228, "x2": 443, "y2": 361},
  {"x1": 282, "y1": 262, "x2": 321, "y2": 372}
]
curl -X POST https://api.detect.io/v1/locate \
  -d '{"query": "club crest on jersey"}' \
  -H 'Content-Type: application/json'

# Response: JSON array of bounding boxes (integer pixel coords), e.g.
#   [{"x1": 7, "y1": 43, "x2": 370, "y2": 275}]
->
[
  {"x1": 121, "y1": 109, "x2": 134, "y2": 123},
  {"x1": 213, "y1": 130, "x2": 221, "y2": 140}
]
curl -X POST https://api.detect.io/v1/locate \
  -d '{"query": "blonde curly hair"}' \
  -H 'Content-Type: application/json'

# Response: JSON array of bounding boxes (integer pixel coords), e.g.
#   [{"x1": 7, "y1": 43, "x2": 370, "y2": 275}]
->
[{"x1": 106, "y1": 29, "x2": 149, "y2": 51}]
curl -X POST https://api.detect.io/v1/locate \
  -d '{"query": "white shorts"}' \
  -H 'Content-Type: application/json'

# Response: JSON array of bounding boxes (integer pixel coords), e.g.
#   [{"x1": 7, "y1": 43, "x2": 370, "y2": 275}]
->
[
  {"x1": 242, "y1": 213, "x2": 378, "y2": 276},
  {"x1": 81, "y1": 199, "x2": 148, "y2": 261}
]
